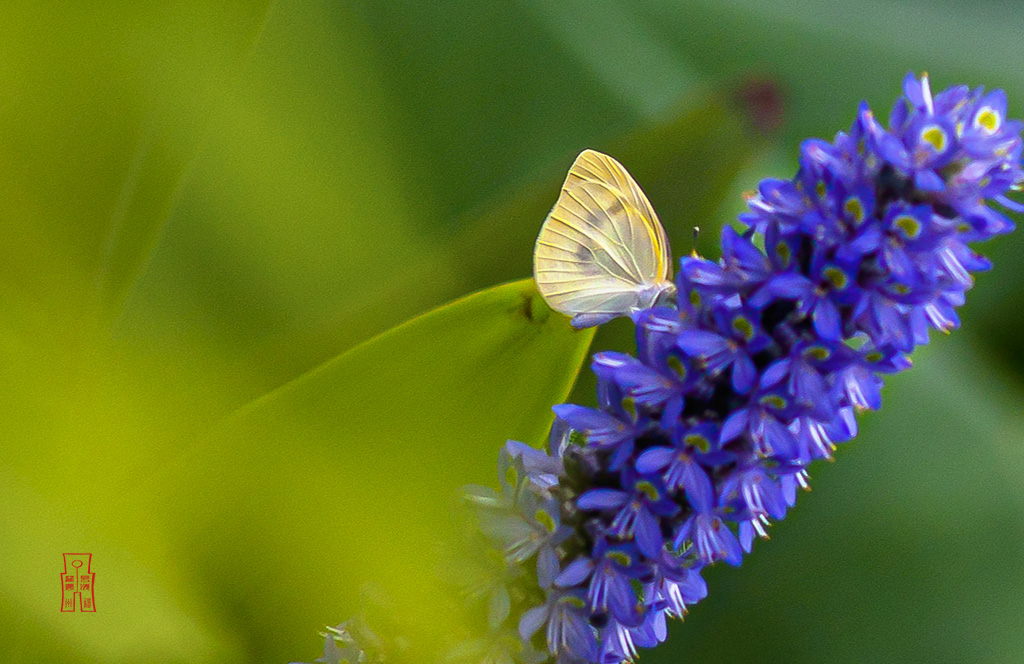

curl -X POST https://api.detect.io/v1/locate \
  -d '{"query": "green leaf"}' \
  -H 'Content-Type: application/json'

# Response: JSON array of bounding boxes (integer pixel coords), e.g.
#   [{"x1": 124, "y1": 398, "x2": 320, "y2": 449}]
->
[{"x1": 157, "y1": 279, "x2": 594, "y2": 663}]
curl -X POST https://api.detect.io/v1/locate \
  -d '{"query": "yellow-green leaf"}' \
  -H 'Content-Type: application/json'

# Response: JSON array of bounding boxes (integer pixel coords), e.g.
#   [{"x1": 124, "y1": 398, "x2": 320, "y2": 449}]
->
[{"x1": 158, "y1": 279, "x2": 594, "y2": 663}]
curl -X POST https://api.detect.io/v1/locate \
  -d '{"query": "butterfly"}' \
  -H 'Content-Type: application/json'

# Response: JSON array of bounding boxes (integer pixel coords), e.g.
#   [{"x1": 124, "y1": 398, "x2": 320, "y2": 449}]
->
[{"x1": 533, "y1": 149, "x2": 676, "y2": 328}]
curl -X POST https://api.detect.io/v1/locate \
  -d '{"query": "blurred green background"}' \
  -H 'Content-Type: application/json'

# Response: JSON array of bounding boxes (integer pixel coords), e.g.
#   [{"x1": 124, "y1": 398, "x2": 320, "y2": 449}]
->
[{"x1": 2, "y1": 1, "x2": 1024, "y2": 662}]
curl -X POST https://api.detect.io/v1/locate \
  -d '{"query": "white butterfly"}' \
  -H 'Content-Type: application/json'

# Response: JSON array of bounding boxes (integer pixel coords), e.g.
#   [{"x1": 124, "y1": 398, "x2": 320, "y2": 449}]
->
[{"x1": 533, "y1": 149, "x2": 676, "y2": 328}]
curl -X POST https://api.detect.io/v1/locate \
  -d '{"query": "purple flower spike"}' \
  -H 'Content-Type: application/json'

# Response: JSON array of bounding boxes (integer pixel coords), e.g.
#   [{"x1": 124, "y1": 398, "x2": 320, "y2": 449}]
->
[{"x1": 491, "y1": 73, "x2": 1021, "y2": 664}]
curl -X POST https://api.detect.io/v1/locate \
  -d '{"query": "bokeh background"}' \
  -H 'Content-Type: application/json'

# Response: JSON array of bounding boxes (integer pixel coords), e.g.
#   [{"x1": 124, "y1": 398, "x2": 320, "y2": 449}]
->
[{"x1": 2, "y1": 1, "x2": 1024, "y2": 662}]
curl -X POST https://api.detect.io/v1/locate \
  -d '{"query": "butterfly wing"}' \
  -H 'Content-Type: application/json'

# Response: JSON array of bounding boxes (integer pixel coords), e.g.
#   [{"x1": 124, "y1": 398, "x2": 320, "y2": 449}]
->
[
  {"x1": 533, "y1": 150, "x2": 673, "y2": 324},
  {"x1": 561, "y1": 150, "x2": 672, "y2": 278}
]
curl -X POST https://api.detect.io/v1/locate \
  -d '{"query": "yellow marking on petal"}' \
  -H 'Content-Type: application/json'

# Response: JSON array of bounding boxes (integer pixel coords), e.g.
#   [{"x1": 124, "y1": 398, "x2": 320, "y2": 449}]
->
[
  {"x1": 684, "y1": 434, "x2": 711, "y2": 453},
  {"x1": 976, "y1": 107, "x2": 1000, "y2": 133},
  {"x1": 636, "y1": 480, "x2": 660, "y2": 502},
  {"x1": 804, "y1": 345, "x2": 831, "y2": 361},
  {"x1": 844, "y1": 197, "x2": 865, "y2": 224},
  {"x1": 775, "y1": 242, "x2": 791, "y2": 266},
  {"x1": 607, "y1": 551, "x2": 632, "y2": 566},
  {"x1": 894, "y1": 214, "x2": 922, "y2": 239},
  {"x1": 667, "y1": 355, "x2": 687, "y2": 381},
  {"x1": 921, "y1": 125, "x2": 947, "y2": 152},
  {"x1": 562, "y1": 594, "x2": 587, "y2": 609},
  {"x1": 535, "y1": 509, "x2": 557, "y2": 533},
  {"x1": 731, "y1": 316, "x2": 755, "y2": 340},
  {"x1": 824, "y1": 266, "x2": 848, "y2": 289}
]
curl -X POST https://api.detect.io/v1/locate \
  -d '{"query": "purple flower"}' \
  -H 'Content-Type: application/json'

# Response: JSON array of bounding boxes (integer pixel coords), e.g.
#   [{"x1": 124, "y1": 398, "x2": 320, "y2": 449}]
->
[
  {"x1": 576, "y1": 470, "x2": 678, "y2": 559},
  {"x1": 634, "y1": 422, "x2": 717, "y2": 511},
  {"x1": 519, "y1": 588, "x2": 599, "y2": 664}
]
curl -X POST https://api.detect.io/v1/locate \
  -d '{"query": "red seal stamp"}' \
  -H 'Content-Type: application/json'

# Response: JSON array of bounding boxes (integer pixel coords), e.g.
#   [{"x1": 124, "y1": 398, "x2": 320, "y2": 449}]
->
[{"x1": 61, "y1": 553, "x2": 95, "y2": 612}]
